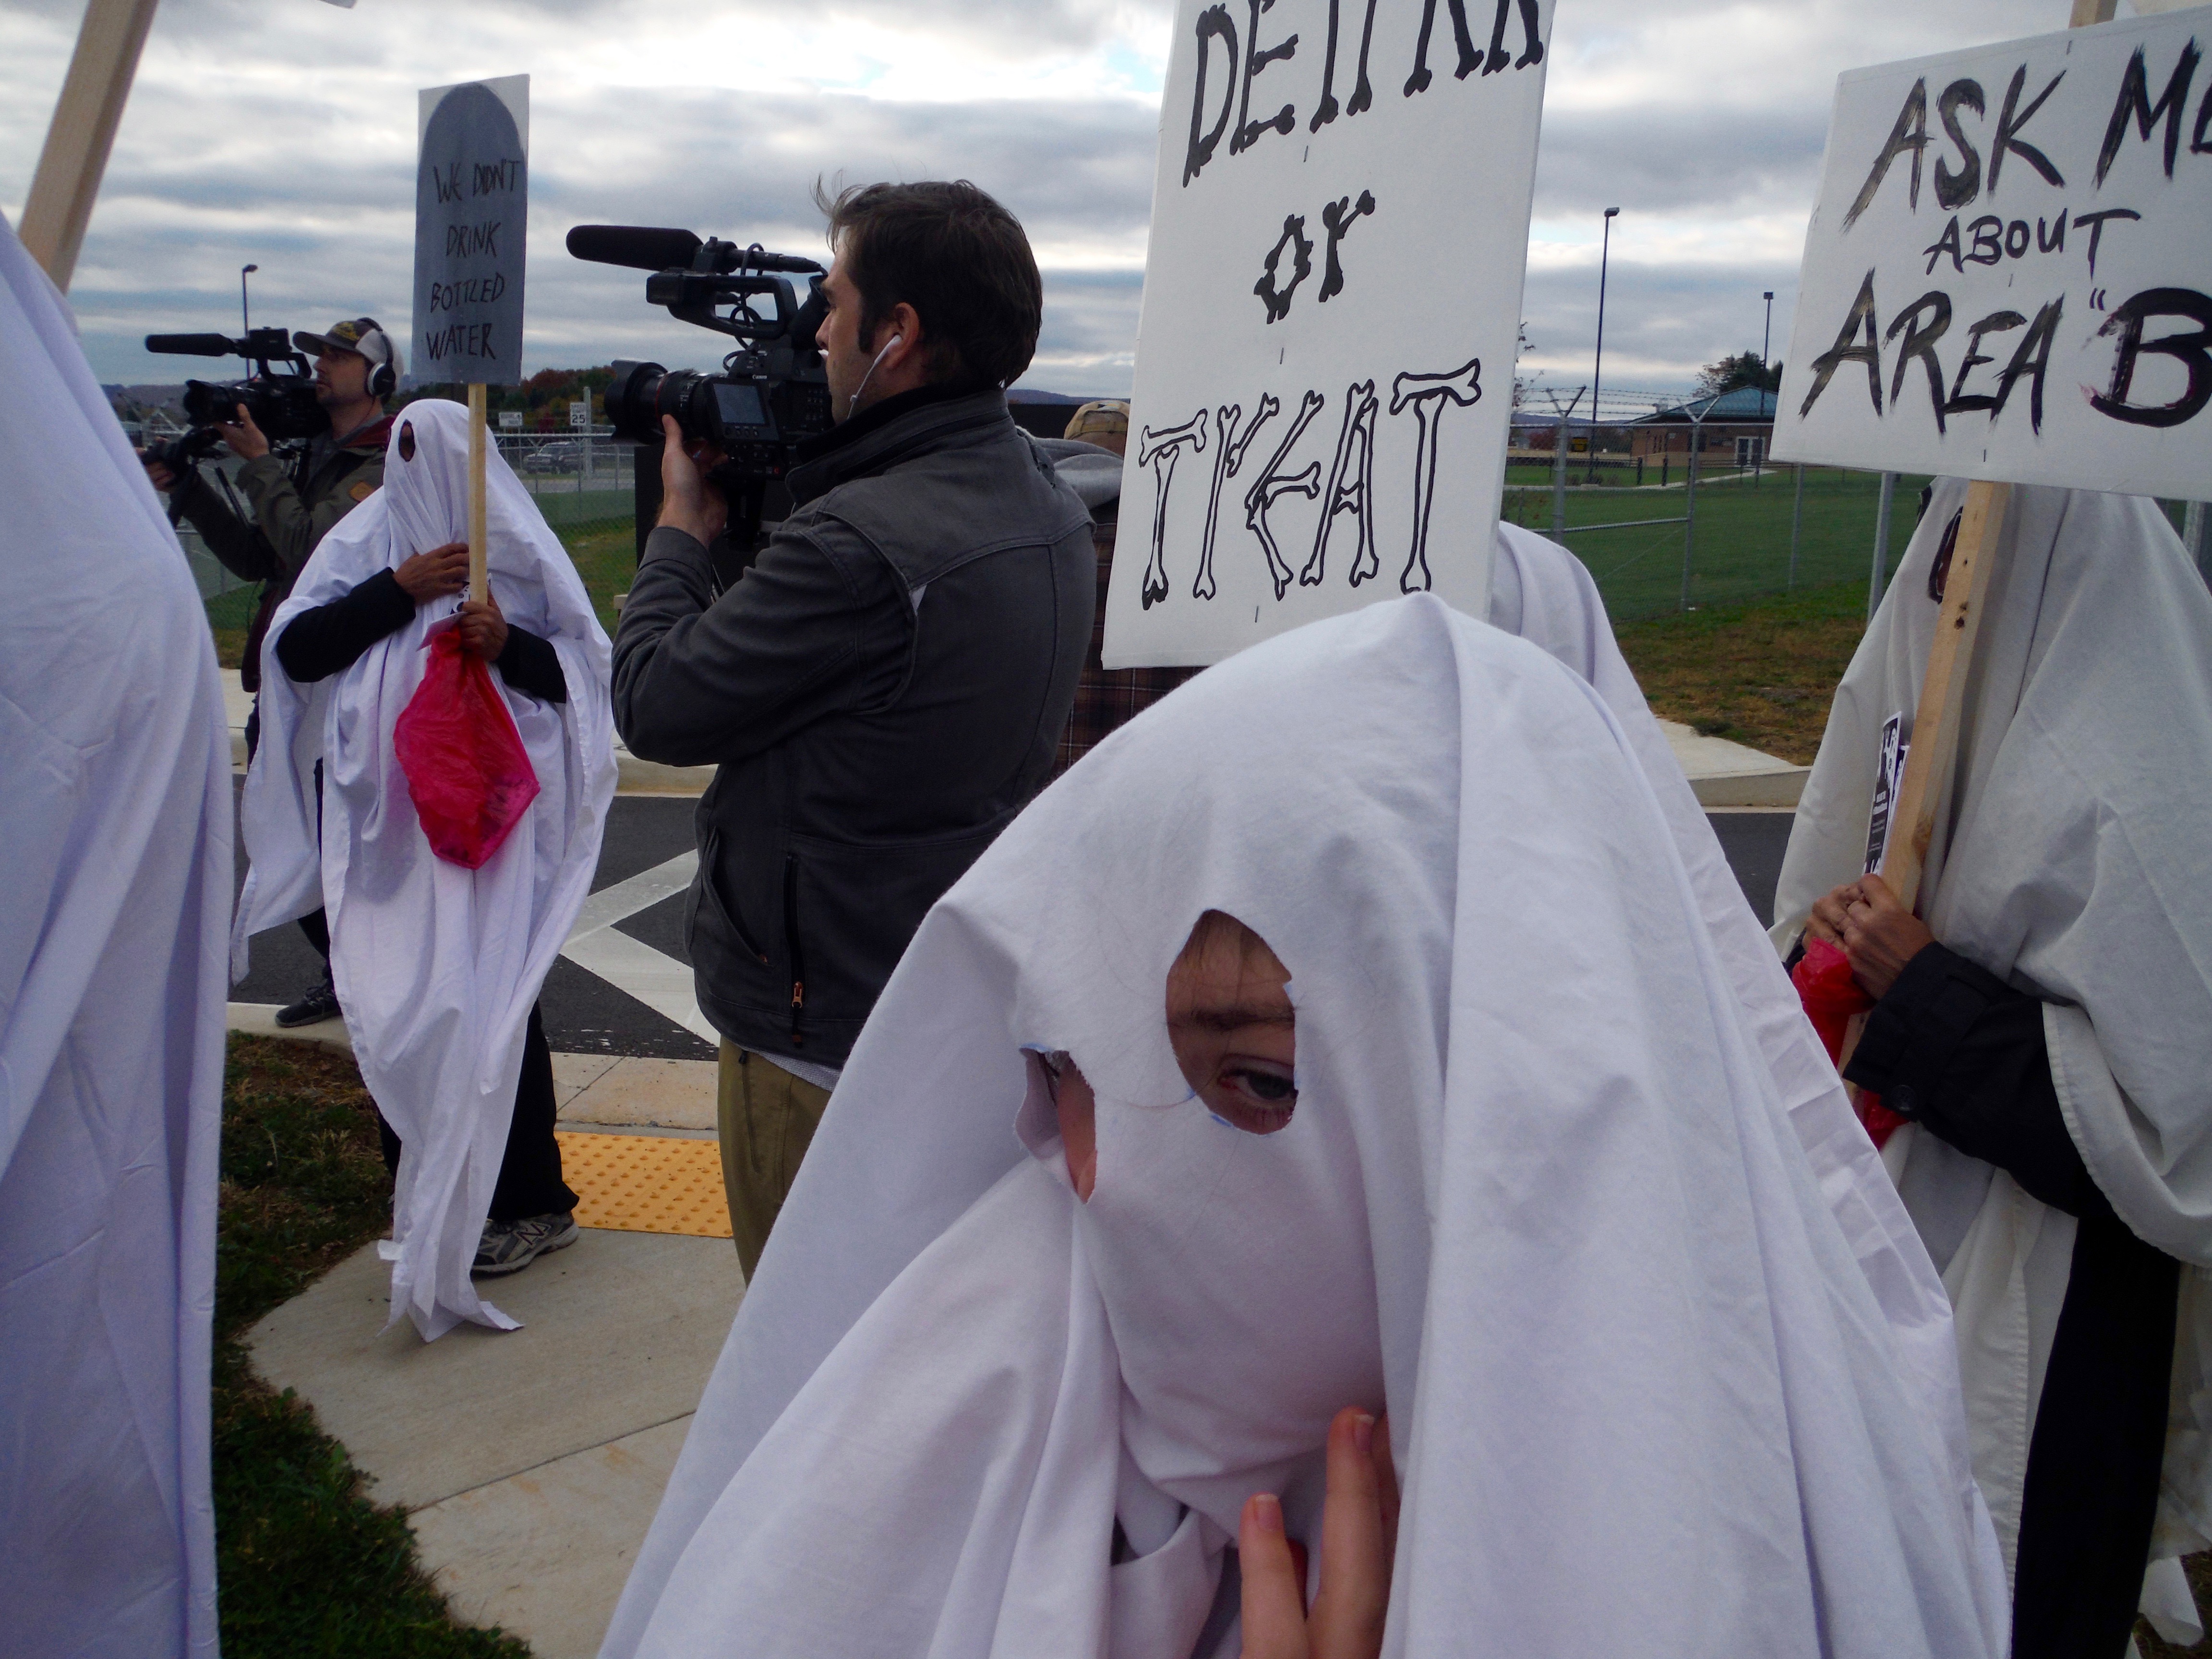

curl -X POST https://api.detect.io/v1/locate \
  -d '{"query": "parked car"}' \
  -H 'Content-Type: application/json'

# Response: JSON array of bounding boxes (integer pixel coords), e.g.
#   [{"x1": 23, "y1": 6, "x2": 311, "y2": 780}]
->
[{"x1": 523, "y1": 441, "x2": 586, "y2": 474}]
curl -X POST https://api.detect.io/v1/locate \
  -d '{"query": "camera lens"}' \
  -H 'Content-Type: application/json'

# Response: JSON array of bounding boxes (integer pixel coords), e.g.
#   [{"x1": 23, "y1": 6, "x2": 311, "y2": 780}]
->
[{"x1": 606, "y1": 360, "x2": 677, "y2": 444}]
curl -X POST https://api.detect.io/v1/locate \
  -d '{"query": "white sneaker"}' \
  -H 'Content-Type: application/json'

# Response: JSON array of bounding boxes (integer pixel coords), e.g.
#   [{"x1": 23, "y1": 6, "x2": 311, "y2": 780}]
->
[{"x1": 471, "y1": 1211, "x2": 580, "y2": 1276}]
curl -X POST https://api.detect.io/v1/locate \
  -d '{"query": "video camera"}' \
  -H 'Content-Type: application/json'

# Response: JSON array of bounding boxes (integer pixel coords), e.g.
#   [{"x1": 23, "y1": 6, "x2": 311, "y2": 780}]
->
[
  {"x1": 140, "y1": 327, "x2": 328, "y2": 469},
  {"x1": 566, "y1": 224, "x2": 834, "y2": 558}
]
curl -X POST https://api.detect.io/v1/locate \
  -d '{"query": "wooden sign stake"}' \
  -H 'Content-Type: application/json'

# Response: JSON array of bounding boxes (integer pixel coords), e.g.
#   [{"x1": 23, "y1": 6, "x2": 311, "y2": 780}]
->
[
  {"x1": 19, "y1": 0, "x2": 162, "y2": 290},
  {"x1": 467, "y1": 384, "x2": 489, "y2": 605},
  {"x1": 1875, "y1": 479, "x2": 2010, "y2": 908}
]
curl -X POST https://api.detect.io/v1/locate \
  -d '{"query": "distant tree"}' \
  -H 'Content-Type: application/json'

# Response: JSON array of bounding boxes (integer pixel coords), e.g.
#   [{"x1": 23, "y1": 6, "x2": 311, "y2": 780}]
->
[
  {"x1": 1695, "y1": 350, "x2": 1780, "y2": 398},
  {"x1": 400, "y1": 365, "x2": 617, "y2": 427}
]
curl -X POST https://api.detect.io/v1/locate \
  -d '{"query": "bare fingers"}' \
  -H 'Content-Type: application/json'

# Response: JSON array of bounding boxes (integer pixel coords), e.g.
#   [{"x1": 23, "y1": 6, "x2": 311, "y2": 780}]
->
[
  {"x1": 1311, "y1": 1408, "x2": 1391, "y2": 1659},
  {"x1": 1239, "y1": 1492, "x2": 1309, "y2": 1659}
]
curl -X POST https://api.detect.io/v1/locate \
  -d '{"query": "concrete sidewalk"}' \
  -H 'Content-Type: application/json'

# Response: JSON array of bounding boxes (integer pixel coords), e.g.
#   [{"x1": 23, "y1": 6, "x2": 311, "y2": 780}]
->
[
  {"x1": 247, "y1": 1230, "x2": 737, "y2": 1657},
  {"x1": 1654, "y1": 718, "x2": 1808, "y2": 808},
  {"x1": 223, "y1": 670, "x2": 1805, "y2": 808},
  {"x1": 235, "y1": 1004, "x2": 726, "y2": 1656}
]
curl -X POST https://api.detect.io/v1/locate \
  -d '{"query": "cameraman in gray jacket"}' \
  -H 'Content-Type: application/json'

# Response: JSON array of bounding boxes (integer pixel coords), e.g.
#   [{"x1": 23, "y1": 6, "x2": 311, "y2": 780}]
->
[{"x1": 613, "y1": 181, "x2": 1094, "y2": 1276}]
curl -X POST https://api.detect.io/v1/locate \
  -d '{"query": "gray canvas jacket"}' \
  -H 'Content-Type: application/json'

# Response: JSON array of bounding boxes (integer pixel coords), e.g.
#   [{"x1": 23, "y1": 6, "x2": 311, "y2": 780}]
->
[{"x1": 613, "y1": 386, "x2": 1094, "y2": 1066}]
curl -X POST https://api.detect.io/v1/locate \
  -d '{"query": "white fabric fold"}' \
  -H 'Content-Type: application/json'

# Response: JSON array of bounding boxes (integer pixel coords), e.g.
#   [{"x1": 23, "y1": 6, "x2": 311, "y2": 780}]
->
[
  {"x1": 1492, "y1": 525, "x2": 1982, "y2": 1508},
  {"x1": 0, "y1": 214, "x2": 229, "y2": 1657},
  {"x1": 1770, "y1": 479, "x2": 2212, "y2": 1576},
  {"x1": 607, "y1": 591, "x2": 2006, "y2": 1659},
  {"x1": 233, "y1": 399, "x2": 615, "y2": 1338}
]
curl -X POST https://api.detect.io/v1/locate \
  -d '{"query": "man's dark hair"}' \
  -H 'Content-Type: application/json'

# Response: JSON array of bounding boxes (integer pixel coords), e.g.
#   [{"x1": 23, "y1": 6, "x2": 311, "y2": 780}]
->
[{"x1": 814, "y1": 179, "x2": 1043, "y2": 392}]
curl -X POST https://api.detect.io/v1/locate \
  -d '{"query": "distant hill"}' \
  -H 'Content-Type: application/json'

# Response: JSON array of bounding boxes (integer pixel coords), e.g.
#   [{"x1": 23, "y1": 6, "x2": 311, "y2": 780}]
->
[{"x1": 1006, "y1": 387, "x2": 1110, "y2": 441}]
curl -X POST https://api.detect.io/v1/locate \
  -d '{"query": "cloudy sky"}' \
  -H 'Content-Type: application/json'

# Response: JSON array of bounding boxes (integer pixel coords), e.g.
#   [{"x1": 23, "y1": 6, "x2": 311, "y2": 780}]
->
[{"x1": 0, "y1": 0, "x2": 2157, "y2": 399}]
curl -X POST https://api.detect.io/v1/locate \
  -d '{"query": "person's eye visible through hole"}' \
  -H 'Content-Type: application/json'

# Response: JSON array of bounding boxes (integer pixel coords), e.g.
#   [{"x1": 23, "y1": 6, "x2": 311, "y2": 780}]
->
[
  {"x1": 397, "y1": 421, "x2": 416, "y2": 462},
  {"x1": 1166, "y1": 910, "x2": 1297, "y2": 1136}
]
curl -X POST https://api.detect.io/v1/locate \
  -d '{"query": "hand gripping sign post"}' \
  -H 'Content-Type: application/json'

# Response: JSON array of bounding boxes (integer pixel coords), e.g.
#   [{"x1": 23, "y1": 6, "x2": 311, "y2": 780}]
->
[
  {"x1": 414, "y1": 74, "x2": 529, "y2": 605},
  {"x1": 1772, "y1": 0, "x2": 2209, "y2": 914},
  {"x1": 1104, "y1": 0, "x2": 1554, "y2": 668}
]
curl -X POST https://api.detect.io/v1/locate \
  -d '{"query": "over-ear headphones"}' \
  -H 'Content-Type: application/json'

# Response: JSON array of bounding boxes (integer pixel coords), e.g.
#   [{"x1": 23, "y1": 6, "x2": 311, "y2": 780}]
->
[{"x1": 356, "y1": 317, "x2": 397, "y2": 399}]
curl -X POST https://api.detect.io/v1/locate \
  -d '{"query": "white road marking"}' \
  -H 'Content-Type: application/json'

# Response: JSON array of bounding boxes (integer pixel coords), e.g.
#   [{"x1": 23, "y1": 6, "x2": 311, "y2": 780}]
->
[{"x1": 561, "y1": 852, "x2": 718, "y2": 1046}]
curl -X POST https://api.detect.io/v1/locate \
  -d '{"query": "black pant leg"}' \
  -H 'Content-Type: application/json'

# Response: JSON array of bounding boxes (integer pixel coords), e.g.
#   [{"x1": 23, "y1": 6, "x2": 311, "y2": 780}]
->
[
  {"x1": 299, "y1": 758, "x2": 331, "y2": 963},
  {"x1": 375, "y1": 1108, "x2": 402, "y2": 1178},
  {"x1": 487, "y1": 1005, "x2": 578, "y2": 1223},
  {"x1": 2011, "y1": 1213, "x2": 2181, "y2": 1659}
]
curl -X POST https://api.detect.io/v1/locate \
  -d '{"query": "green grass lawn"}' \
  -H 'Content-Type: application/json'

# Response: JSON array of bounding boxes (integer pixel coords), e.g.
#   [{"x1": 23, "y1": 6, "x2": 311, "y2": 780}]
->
[
  {"x1": 213, "y1": 1035, "x2": 529, "y2": 1658},
  {"x1": 1612, "y1": 578, "x2": 1871, "y2": 765},
  {"x1": 1502, "y1": 465, "x2": 1933, "y2": 622}
]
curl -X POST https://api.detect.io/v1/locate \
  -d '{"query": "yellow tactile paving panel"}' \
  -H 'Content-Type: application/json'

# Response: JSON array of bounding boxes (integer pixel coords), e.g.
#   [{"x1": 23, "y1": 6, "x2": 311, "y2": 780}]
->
[{"x1": 556, "y1": 1131, "x2": 732, "y2": 1239}]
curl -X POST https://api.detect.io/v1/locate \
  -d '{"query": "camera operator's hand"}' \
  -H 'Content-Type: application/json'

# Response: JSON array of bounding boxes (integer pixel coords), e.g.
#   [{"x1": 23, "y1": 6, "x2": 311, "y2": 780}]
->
[
  {"x1": 215, "y1": 402, "x2": 272, "y2": 463},
  {"x1": 656, "y1": 415, "x2": 728, "y2": 545},
  {"x1": 141, "y1": 453, "x2": 178, "y2": 493},
  {"x1": 396, "y1": 541, "x2": 471, "y2": 603},
  {"x1": 457, "y1": 589, "x2": 509, "y2": 661}
]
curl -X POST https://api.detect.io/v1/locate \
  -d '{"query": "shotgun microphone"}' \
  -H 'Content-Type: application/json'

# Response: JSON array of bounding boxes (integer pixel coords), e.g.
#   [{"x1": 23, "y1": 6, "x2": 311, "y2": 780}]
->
[{"x1": 566, "y1": 225, "x2": 823, "y2": 275}]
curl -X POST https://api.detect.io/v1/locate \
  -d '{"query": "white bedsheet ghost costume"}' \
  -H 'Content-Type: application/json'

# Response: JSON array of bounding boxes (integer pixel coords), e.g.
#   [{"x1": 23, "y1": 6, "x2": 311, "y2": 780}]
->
[
  {"x1": 1771, "y1": 481, "x2": 2212, "y2": 1630},
  {"x1": 604, "y1": 593, "x2": 2006, "y2": 1659},
  {"x1": 0, "y1": 217, "x2": 229, "y2": 1656},
  {"x1": 233, "y1": 400, "x2": 616, "y2": 1338}
]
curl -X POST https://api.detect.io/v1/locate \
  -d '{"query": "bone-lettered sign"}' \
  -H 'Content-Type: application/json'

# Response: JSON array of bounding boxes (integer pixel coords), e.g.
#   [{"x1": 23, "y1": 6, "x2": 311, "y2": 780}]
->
[
  {"x1": 1104, "y1": 0, "x2": 1553, "y2": 669},
  {"x1": 1773, "y1": 12, "x2": 2211, "y2": 500},
  {"x1": 413, "y1": 75, "x2": 528, "y2": 388}
]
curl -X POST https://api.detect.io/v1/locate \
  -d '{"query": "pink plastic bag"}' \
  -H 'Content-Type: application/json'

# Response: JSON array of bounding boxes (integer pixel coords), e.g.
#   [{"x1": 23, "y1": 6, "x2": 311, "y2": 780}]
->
[
  {"x1": 394, "y1": 628, "x2": 540, "y2": 869},
  {"x1": 1791, "y1": 935, "x2": 1906, "y2": 1149}
]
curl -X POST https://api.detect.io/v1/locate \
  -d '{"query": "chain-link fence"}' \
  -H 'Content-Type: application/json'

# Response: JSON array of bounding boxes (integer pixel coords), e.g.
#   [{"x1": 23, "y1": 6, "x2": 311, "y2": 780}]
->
[
  {"x1": 1499, "y1": 463, "x2": 1921, "y2": 620},
  {"x1": 1501, "y1": 458, "x2": 2211, "y2": 622},
  {"x1": 495, "y1": 433, "x2": 639, "y2": 632},
  {"x1": 184, "y1": 422, "x2": 2210, "y2": 650},
  {"x1": 180, "y1": 432, "x2": 643, "y2": 659}
]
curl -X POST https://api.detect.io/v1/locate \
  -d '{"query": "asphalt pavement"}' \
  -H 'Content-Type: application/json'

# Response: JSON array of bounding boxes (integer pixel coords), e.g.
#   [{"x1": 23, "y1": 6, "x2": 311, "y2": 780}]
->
[{"x1": 231, "y1": 781, "x2": 1796, "y2": 1061}]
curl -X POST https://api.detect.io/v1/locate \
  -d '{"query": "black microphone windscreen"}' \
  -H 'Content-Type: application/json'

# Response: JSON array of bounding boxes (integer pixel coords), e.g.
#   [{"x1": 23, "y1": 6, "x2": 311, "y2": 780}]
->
[
  {"x1": 566, "y1": 225, "x2": 703, "y2": 271},
  {"x1": 144, "y1": 333, "x2": 237, "y2": 356}
]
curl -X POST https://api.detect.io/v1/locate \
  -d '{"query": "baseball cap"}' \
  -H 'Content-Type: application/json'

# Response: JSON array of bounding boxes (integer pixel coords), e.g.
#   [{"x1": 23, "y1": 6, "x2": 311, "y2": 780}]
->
[
  {"x1": 294, "y1": 317, "x2": 395, "y2": 372},
  {"x1": 1063, "y1": 399, "x2": 1130, "y2": 445}
]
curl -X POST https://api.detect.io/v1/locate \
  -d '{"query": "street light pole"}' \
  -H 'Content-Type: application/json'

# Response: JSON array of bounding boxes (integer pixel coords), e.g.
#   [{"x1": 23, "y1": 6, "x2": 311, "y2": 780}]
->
[
  {"x1": 1758, "y1": 289, "x2": 1773, "y2": 480},
  {"x1": 240, "y1": 263, "x2": 258, "y2": 336},
  {"x1": 1589, "y1": 206, "x2": 1618, "y2": 485}
]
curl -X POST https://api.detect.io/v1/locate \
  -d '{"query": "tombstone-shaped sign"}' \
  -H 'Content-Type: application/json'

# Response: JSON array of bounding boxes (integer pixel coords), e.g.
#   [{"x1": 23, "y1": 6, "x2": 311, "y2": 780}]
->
[
  {"x1": 1104, "y1": 0, "x2": 1553, "y2": 668},
  {"x1": 1772, "y1": 12, "x2": 2211, "y2": 499},
  {"x1": 413, "y1": 75, "x2": 528, "y2": 387}
]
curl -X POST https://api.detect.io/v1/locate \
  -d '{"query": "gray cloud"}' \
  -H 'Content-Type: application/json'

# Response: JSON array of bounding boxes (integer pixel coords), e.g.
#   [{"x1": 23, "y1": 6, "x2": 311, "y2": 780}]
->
[
  {"x1": 1533, "y1": 107, "x2": 1828, "y2": 220},
  {"x1": 6, "y1": 0, "x2": 2121, "y2": 398}
]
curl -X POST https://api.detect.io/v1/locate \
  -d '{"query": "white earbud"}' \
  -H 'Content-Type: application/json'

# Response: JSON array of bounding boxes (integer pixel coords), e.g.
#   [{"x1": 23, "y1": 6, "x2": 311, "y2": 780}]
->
[{"x1": 849, "y1": 333, "x2": 905, "y2": 411}]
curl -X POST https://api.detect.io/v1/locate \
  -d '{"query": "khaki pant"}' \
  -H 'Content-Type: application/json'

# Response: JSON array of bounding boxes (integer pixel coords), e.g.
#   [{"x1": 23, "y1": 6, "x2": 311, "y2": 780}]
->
[{"x1": 717, "y1": 1042, "x2": 832, "y2": 1279}]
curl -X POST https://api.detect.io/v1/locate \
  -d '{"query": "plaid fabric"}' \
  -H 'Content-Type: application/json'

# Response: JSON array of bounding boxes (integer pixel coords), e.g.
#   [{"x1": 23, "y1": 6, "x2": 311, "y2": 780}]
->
[{"x1": 1054, "y1": 508, "x2": 1201, "y2": 777}]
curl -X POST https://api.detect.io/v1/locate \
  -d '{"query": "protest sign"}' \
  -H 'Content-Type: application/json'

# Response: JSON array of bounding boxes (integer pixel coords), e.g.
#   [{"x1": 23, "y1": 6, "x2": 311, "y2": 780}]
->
[
  {"x1": 413, "y1": 75, "x2": 529, "y2": 388},
  {"x1": 414, "y1": 73, "x2": 527, "y2": 601},
  {"x1": 1772, "y1": 11, "x2": 2211, "y2": 499},
  {"x1": 1104, "y1": 0, "x2": 1553, "y2": 667}
]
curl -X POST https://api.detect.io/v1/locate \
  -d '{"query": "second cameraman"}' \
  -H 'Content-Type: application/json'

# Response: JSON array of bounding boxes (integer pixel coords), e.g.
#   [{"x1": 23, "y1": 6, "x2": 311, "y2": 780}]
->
[
  {"x1": 146, "y1": 316, "x2": 399, "y2": 1028},
  {"x1": 613, "y1": 181, "x2": 1094, "y2": 1278}
]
